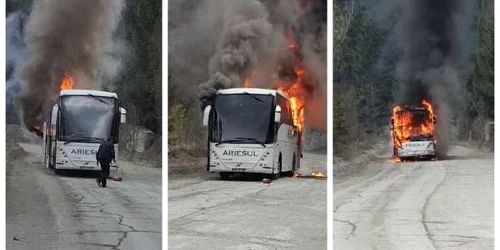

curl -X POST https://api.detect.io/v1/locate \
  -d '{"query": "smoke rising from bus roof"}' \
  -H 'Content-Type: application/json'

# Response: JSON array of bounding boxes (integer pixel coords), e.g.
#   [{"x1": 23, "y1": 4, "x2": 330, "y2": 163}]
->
[
  {"x1": 394, "y1": 0, "x2": 473, "y2": 154},
  {"x1": 198, "y1": 0, "x2": 273, "y2": 109},
  {"x1": 196, "y1": 0, "x2": 326, "y2": 130},
  {"x1": 16, "y1": 0, "x2": 124, "y2": 132},
  {"x1": 395, "y1": 0, "x2": 470, "y2": 105},
  {"x1": 365, "y1": 0, "x2": 475, "y2": 154}
]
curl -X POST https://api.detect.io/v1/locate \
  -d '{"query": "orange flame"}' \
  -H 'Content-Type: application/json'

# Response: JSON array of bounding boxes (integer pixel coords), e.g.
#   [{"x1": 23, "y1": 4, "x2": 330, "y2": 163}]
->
[
  {"x1": 293, "y1": 171, "x2": 327, "y2": 179},
  {"x1": 60, "y1": 73, "x2": 74, "y2": 90},
  {"x1": 277, "y1": 82, "x2": 306, "y2": 132},
  {"x1": 243, "y1": 78, "x2": 252, "y2": 88},
  {"x1": 310, "y1": 172, "x2": 326, "y2": 178}
]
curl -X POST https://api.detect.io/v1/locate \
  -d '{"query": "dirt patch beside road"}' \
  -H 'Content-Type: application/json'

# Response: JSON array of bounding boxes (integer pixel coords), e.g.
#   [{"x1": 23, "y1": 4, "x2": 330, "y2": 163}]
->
[
  {"x1": 169, "y1": 151, "x2": 206, "y2": 179},
  {"x1": 333, "y1": 141, "x2": 391, "y2": 178}
]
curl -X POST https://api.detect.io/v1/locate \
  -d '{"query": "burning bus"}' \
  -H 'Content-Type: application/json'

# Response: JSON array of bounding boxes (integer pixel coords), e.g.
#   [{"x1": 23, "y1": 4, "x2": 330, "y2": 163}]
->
[
  {"x1": 202, "y1": 88, "x2": 302, "y2": 180},
  {"x1": 391, "y1": 100, "x2": 437, "y2": 161},
  {"x1": 43, "y1": 87, "x2": 126, "y2": 174}
]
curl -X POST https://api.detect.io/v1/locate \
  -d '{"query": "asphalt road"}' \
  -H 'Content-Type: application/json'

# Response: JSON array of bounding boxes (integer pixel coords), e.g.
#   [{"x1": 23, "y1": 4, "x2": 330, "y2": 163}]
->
[
  {"x1": 168, "y1": 153, "x2": 327, "y2": 250},
  {"x1": 7, "y1": 143, "x2": 162, "y2": 250},
  {"x1": 333, "y1": 145, "x2": 493, "y2": 249}
]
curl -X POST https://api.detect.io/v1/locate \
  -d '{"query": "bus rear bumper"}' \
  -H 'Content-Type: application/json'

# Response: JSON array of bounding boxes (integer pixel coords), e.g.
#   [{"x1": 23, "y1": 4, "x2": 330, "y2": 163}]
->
[{"x1": 54, "y1": 164, "x2": 119, "y2": 174}]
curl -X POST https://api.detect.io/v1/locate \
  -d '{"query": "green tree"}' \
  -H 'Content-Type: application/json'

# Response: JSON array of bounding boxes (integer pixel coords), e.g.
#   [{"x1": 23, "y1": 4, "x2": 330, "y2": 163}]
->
[{"x1": 469, "y1": 0, "x2": 494, "y2": 119}]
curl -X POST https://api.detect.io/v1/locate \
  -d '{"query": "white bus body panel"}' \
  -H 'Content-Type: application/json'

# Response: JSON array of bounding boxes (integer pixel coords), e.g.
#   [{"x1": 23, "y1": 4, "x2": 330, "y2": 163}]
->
[
  {"x1": 54, "y1": 142, "x2": 118, "y2": 174},
  {"x1": 275, "y1": 123, "x2": 299, "y2": 172},
  {"x1": 208, "y1": 123, "x2": 299, "y2": 175},
  {"x1": 217, "y1": 88, "x2": 285, "y2": 97},
  {"x1": 208, "y1": 143, "x2": 276, "y2": 174},
  {"x1": 397, "y1": 141, "x2": 435, "y2": 158}
]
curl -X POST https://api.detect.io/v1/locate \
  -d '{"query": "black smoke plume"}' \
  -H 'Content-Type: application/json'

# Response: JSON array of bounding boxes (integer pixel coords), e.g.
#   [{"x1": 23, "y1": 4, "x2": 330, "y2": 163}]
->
[{"x1": 16, "y1": 0, "x2": 123, "y2": 133}]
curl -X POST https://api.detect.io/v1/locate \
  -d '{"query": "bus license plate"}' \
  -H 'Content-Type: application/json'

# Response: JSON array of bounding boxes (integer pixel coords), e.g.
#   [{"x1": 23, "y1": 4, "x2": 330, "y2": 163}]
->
[{"x1": 232, "y1": 168, "x2": 246, "y2": 172}]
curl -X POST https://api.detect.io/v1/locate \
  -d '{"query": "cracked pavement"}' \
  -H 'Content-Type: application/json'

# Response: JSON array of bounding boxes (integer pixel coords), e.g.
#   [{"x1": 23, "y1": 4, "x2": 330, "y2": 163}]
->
[
  {"x1": 333, "y1": 145, "x2": 493, "y2": 249},
  {"x1": 168, "y1": 153, "x2": 327, "y2": 249},
  {"x1": 7, "y1": 143, "x2": 161, "y2": 250}
]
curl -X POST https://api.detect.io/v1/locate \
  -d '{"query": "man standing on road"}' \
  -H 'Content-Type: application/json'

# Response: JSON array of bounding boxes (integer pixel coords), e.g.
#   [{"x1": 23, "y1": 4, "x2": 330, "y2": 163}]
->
[{"x1": 96, "y1": 139, "x2": 115, "y2": 188}]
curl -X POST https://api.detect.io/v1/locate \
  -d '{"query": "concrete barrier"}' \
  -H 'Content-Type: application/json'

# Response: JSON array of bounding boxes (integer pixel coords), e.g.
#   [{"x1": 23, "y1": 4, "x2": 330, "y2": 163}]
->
[
  {"x1": 121, "y1": 125, "x2": 156, "y2": 153},
  {"x1": 119, "y1": 124, "x2": 161, "y2": 167}
]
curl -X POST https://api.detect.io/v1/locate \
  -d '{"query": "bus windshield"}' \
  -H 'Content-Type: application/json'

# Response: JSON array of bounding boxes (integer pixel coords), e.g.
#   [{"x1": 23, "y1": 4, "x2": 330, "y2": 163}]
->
[
  {"x1": 59, "y1": 95, "x2": 116, "y2": 142},
  {"x1": 211, "y1": 93, "x2": 274, "y2": 144}
]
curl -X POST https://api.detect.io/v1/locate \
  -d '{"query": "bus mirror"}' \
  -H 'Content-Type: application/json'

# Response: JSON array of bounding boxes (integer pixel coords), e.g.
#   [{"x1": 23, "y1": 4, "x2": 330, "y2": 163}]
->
[
  {"x1": 203, "y1": 105, "x2": 211, "y2": 126},
  {"x1": 120, "y1": 107, "x2": 127, "y2": 124},
  {"x1": 274, "y1": 105, "x2": 281, "y2": 123},
  {"x1": 51, "y1": 104, "x2": 58, "y2": 124}
]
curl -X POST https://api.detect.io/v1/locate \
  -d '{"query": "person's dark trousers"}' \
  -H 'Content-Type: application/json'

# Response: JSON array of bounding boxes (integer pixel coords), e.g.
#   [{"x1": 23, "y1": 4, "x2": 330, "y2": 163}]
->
[{"x1": 98, "y1": 160, "x2": 110, "y2": 187}]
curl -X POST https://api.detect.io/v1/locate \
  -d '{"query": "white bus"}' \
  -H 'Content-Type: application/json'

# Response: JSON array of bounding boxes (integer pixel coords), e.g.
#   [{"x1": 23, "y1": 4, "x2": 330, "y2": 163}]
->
[
  {"x1": 43, "y1": 89, "x2": 127, "y2": 174},
  {"x1": 202, "y1": 88, "x2": 301, "y2": 180}
]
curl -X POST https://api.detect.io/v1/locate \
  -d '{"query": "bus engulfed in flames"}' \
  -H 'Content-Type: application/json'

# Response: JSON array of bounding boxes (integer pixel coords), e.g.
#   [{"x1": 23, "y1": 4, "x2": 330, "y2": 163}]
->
[{"x1": 391, "y1": 100, "x2": 437, "y2": 161}]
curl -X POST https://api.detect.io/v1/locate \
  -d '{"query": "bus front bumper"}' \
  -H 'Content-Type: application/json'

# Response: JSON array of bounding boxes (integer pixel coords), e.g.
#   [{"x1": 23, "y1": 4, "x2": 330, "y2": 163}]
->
[{"x1": 208, "y1": 162, "x2": 275, "y2": 174}]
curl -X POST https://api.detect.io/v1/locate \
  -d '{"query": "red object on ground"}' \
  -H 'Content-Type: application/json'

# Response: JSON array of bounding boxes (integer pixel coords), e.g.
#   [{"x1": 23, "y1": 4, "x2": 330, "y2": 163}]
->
[
  {"x1": 262, "y1": 178, "x2": 271, "y2": 184},
  {"x1": 112, "y1": 176, "x2": 122, "y2": 181}
]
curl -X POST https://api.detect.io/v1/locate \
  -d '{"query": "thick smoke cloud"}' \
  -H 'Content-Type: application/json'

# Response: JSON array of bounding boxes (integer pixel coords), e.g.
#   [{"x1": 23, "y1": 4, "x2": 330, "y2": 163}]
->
[
  {"x1": 396, "y1": 0, "x2": 465, "y2": 104},
  {"x1": 197, "y1": 0, "x2": 327, "y2": 130},
  {"x1": 198, "y1": 0, "x2": 273, "y2": 109},
  {"x1": 16, "y1": 0, "x2": 124, "y2": 132}
]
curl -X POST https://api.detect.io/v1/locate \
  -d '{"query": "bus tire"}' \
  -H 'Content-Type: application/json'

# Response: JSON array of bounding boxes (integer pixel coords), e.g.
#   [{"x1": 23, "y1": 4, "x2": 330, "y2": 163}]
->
[
  {"x1": 47, "y1": 159, "x2": 54, "y2": 169},
  {"x1": 55, "y1": 169, "x2": 62, "y2": 175},
  {"x1": 271, "y1": 157, "x2": 282, "y2": 180},
  {"x1": 284, "y1": 156, "x2": 296, "y2": 177},
  {"x1": 220, "y1": 172, "x2": 229, "y2": 180}
]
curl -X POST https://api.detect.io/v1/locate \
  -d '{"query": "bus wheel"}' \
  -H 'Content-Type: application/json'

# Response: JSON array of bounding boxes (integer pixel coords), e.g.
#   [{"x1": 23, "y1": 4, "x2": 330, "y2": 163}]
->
[
  {"x1": 271, "y1": 158, "x2": 282, "y2": 180},
  {"x1": 220, "y1": 172, "x2": 229, "y2": 180},
  {"x1": 55, "y1": 169, "x2": 63, "y2": 175},
  {"x1": 285, "y1": 156, "x2": 296, "y2": 177}
]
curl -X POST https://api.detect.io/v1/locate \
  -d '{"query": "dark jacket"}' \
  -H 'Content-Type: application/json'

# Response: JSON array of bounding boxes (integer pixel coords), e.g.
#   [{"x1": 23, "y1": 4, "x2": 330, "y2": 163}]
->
[{"x1": 96, "y1": 141, "x2": 115, "y2": 163}]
